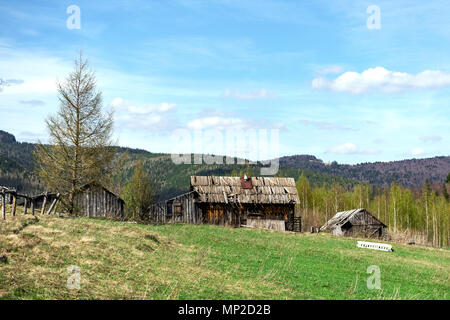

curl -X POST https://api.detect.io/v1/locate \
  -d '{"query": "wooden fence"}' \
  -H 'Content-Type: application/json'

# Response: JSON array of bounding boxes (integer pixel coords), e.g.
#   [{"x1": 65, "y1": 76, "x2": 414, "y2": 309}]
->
[{"x1": 0, "y1": 186, "x2": 60, "y2": 220}]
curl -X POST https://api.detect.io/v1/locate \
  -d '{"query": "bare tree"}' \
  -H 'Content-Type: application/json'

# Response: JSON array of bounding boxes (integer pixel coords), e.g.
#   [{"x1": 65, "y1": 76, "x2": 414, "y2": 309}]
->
[{"x1": 34, "y1": 53, "x2": 115, "y2": 214}]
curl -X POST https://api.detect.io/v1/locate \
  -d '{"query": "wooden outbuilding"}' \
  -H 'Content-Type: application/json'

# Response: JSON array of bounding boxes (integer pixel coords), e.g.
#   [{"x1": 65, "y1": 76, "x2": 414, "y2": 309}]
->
[
  {"x1": 73, "y1": 182, "x2": 124, "y2": 218},
  {"x1": 320, "y1": 208, "x2": 387, "y2": 238},
  {"x1": 149, "y1": 176, "x2": 301, "y2": 232}
]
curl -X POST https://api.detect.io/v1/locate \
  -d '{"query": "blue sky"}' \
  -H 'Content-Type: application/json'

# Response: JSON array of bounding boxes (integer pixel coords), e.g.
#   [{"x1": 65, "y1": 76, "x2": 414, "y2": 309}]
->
[{"x1": 0, "y1": 0, "x2": 449, "y2": 164}]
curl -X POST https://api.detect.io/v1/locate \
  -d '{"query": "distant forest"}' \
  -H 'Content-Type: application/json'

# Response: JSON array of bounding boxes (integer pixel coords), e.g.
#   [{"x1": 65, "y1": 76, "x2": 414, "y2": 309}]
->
[{"x1": 1, "y1": 129, "x2": 448, "y2": 197}]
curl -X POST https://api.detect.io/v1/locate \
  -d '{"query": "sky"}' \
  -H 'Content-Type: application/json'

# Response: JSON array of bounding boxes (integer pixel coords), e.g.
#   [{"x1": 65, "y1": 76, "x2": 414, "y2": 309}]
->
[{"x1": 0, "y1": 0, "x2": 449, "y2": 164}]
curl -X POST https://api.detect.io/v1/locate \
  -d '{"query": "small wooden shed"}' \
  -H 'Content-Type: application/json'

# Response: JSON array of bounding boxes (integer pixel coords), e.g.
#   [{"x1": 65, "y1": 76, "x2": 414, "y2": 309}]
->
[
  {"x1": 320, "y1": 208, "x2": 387, "y2": 238},
  {"x1": 74, "y1": 182, "x2": 124, "y2": 218},
  {"x1": 149, "y1": 176, "x2": 301, "y2": 232}
]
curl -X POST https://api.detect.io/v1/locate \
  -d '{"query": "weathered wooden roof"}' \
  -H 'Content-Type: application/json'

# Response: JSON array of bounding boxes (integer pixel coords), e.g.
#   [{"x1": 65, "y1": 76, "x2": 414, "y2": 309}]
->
[
  {"x1": 79, "y1": 182, "x2": 124, "y2": 202},
  {"x1": 320, "y1": 208, "x2": 386, "y2": 231},
  {"x1": 190, "y1": 176, "x2": 300, "y2": 204}
]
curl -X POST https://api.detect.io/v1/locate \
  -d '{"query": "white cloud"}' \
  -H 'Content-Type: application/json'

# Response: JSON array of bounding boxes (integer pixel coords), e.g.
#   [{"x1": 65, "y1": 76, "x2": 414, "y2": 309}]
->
[
  {"x1": 406, "y1": 148, "x2": 426, "y2": 156},
  {"x1": 17, "y1": 131, "x2": 48, "y2": 143},
  {"x1": 419, "y1": 135, "x2": 442, "y2": 142},
  {"x1": 223, "y1": 88, "x2": 277, "y2": 100},
  {"x1": 326, "y1": 142, "x2": 380, "y2": 155},
  {"x1": 109, "y1": 97, "x2": 176, "y2": 114},
  {"x1": 299, "y1": 119, "x2": 357, "y2": 131},
  {"x1": 1, "y1": 79, "x2": 23, "y2": 85},
  {"x1": 312, "y1": 67, "x2": 450, "y2": 94},
  {"x1": 109, "y1": 97, "x2": 177, "y2": 131},
  {"x1": 158, "y1": 102, "x2": 176, "y2": 112},
  {"x1": 0, "y1": 46, "x2": 71, "y2": 95},
  {"x1": 19, "y1": 99, "x2": 46, "y2": 106},
  {"x1": 187, "y1": 117, "x2": 246, "y2": 130},
  {"x1": 186, "y1": 116, "x2": 285, "y2": 131},
  {"x1": 317, "y1": 65, "x2": 344, "y2": 75},
  {"x1": 1, "y1": 78, "x2": 57, "y2": 94},
  {"x1": 0, "y1": 78, "x2": 23, "y2": 92},
  {"x1": 108, "y1": 97, "x2": 126, "y2": 109},
  {"x1": 326, "y1": 142, "x2": 358, "y2": 154}
]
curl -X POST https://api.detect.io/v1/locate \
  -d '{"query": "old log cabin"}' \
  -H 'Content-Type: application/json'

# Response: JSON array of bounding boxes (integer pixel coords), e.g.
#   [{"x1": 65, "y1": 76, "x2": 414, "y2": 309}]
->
[
  {"x1": 320, "y1": 208, "x2": 387, "y2": 238},
  {"x1": 149, "y1": 176, "x2": 301, "y2": 232}
]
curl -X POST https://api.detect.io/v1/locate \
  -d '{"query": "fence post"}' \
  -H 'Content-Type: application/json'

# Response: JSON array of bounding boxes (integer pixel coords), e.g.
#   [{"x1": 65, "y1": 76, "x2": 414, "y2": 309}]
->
[
  {"x1": 40, "y1": 192, "x2": 48, "y2": 215},
  {"x1": 46, "y1": 193, "x2": 60, "y2": 215},
  {"x1": 1, "y1": 191, "x2": 5, "y2": 220},
  {"x1": 23, "y1": 197, "x2": 28, "y2": 215},
  {"x1": 12, "y1": 193, "x2": 17, "y2": 216}
]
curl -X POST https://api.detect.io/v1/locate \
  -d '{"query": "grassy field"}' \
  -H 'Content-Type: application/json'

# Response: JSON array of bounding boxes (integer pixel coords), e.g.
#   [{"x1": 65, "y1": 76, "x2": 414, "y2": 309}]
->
[{"x1": 0, "y1": 208, "x2": 449, "y2": 299}]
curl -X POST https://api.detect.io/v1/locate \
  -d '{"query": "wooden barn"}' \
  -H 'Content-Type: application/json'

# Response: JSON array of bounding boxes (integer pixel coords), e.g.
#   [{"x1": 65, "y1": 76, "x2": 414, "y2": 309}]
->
[
  {"x1": 149, "y1": 176, "x2": 301, "y2": 232},
  {"x1": 320, "y1": 208, "x2": 387, "y2": 238},
  {"x1": 73, "y1": 182, "x2": 124, "y2": 218}
]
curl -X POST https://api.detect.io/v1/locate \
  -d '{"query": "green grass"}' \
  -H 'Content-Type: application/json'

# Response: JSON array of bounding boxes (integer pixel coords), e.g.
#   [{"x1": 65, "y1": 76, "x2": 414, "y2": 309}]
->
[{"x1": 0, "y1": 210, "x2": 448, "y2": 300}]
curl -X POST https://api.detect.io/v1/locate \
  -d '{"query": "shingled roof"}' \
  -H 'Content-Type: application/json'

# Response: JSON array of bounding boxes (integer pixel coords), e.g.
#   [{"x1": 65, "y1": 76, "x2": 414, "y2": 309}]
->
[{"x1": 190, "y1": 176, "x2": 300, "y2": 204}]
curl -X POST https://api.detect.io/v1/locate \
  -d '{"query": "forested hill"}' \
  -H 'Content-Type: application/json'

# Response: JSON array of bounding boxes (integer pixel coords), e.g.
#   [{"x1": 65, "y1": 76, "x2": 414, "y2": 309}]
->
[
  {"x1": 0, "y1": 130, "x2": 41, "y2": 192},
  {"x1": 0, "y1": 130, "x2": 449, "y2": 197},
  {"x1": 280, "y1": 155, "x2": 450, "y2": 188}
]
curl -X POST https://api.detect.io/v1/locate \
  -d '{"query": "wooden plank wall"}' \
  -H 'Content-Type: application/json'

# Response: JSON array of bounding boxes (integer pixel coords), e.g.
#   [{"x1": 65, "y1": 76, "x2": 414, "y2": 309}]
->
[
  {"x1": 148, "y1": 192, "x2": 201, "y2": 224},
  {"x1": 148, "y1": 202, "x2": 167, "y2": 223},
  {"x1": 179, "y1": 192, "x2": 200, "y2": 224},
  {"x1": 337, "y1": 210, "x2": 386, "y2": 238},
  {"x1": 200, "y1": 203, "x2": 295, "y2": 229},
  {"x1": 200, "y1": 203, "x2": 239, "y2": 227},
  {"x1": 246, "y1": 218, "x2": 286, "y2": 231},
  {"x1": 147, "y1": 193, "x2": 297, "y2": 232},
  {"x1": 74, "y1": 186, "x2": 123, "y2": 218}
]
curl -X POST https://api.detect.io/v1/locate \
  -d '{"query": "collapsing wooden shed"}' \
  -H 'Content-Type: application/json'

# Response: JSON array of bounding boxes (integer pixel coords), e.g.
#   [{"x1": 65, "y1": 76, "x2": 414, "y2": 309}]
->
[
  {"x1": 320, "y1": 208, "x2": 387, "y2": 238},
  {"x1": 73, "y1": 182, "x2": 124, "y2": 218},
  {"x1": 149, "y1": 176, "x2": 301, "y2": 232}
]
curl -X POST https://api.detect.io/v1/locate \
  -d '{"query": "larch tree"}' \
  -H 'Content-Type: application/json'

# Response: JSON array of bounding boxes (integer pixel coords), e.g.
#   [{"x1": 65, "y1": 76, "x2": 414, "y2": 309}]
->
[{"x1": 34, "y1": 53, "x2": 115, "y2": 214}]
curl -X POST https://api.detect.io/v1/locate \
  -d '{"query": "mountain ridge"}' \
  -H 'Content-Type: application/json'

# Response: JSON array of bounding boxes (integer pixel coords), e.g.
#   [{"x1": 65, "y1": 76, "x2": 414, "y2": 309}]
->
[{"x1": 0, "y1": 130, "x2": 448, "y2": 196}]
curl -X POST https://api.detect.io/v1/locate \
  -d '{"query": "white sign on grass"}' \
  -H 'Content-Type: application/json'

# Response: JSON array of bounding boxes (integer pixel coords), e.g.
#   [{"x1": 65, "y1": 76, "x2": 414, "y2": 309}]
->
[{"x1": 357, "y1": 241, "x2": 392, "y2": 252}]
